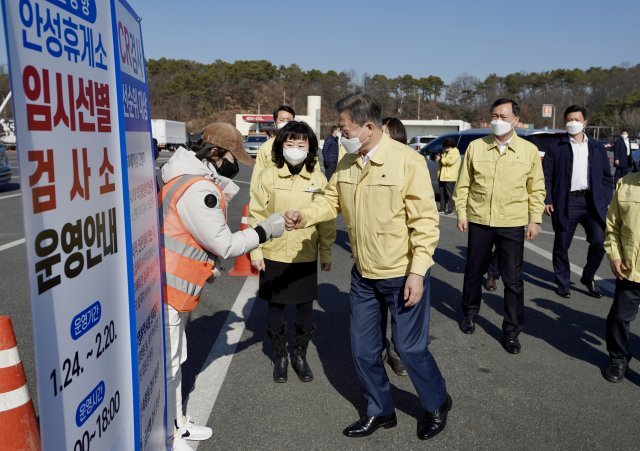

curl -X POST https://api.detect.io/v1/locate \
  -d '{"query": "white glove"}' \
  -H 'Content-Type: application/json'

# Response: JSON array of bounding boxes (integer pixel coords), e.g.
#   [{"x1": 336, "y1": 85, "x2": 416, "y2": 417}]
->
[{"x1": 258, "y1": 213, "x2": 285, "y2": 239}]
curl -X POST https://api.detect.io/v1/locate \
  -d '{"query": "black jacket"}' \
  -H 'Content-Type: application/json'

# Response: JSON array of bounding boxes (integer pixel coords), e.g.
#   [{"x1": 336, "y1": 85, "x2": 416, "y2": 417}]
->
[
  {"x1": 542, "y1": 134, "x2": 613, "y2": 231},
  {"x1": 322, "y1": 134, "x2": 339, "y2": 167}
]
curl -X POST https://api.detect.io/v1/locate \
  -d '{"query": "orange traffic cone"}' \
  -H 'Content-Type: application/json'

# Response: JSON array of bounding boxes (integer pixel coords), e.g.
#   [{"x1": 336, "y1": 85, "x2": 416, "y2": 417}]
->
[
  {"x1": 228, "y1": 204, "x2": 259, "y2": 277},
  {"x1": 0, "y1": 316, "x2": 41, "y2": 450}
]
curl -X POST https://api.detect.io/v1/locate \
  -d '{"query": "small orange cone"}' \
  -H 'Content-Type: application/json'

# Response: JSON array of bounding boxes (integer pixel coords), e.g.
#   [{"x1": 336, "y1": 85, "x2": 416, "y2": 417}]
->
[
  {"x1": 0, "y1": 316, "x2": 41, "y2": 450},
  {"x1": 228, "y1": 204, "x2": 259, "y2": 277}
]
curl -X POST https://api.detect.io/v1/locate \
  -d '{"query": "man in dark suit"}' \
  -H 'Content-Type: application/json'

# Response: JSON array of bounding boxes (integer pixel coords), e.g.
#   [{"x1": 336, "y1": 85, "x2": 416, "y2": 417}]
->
[
  {"x1": 543, "y1": 105, "x2": 614, "y2": 299},
  {"x1": 613, "y1": 129, "x2": 631, "y2": 183},
  {"x1": 321, "y1": 126, "x2": 340, "y2": 181}
]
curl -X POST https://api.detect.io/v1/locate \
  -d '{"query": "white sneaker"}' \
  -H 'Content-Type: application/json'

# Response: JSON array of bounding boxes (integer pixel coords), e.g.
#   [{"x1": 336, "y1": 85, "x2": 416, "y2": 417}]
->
[
  {"x1": 172, "y1": 436, "x2": 195, "y2": 451},
  {"x1": 178, "y1": 415, "x2": 213, "y2": 441}
]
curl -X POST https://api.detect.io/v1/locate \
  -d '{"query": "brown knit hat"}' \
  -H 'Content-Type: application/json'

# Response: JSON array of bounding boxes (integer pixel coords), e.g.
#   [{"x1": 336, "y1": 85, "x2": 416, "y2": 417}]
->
[{"x1": 201, "y1": 122, "x2": 255, "y2": 166}]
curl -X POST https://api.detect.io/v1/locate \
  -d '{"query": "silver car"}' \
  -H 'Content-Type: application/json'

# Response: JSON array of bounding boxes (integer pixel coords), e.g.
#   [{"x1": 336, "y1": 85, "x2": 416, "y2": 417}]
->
[
  {"x1": 243, "y1": 135, "x2": 269, "y2": 157},
  {"x1": 0, "y1": 143, "x2": 12, "y2": 184}
]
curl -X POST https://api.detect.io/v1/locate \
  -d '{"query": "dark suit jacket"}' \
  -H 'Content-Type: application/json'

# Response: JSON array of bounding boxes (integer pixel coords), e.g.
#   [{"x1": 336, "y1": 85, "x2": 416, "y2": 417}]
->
[
  {"x1": 322, "y1": 134, "x2": 339, "y2": 167},
  {"x1": 542, "y1": 134, "x2": 613, "y2": 231},
  {"x1": 613, "y1": 137, "x2": 630, "y2": 168}
]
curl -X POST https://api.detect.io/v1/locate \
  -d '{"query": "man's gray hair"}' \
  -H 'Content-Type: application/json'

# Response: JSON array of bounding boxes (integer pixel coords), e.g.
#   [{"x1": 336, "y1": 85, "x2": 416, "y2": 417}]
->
[{"x1": 335, "y1": 93, "x2": 382, "y2": 127}]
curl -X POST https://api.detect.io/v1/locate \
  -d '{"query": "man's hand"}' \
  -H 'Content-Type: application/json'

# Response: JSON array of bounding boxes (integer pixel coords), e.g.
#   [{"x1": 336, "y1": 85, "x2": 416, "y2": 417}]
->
[
  {"x1": 526, "y1": 222, "x2": 541, "y2": 240},
  {"x1": 284, "y1": 210, "x2": 302, "y2": 231},
  {"x1": 403, "y1": 273, "x2": 424, "y2": 307},
  {"x1": 544, "y1": 204, "x2": 554, "y2": 216},
  {"x1": 251, "y1": 259, "x2": 265, "y2": 272},
  {"x1": 457, "y1": 219, "x2": 468, "y2": 232},
  {"x1": 614, "y1": 159, "x2": 620, "y2": 167},
  {"x1": 610, "y1": 259, "x2": 628, "y2": 280},
  {"x1": 321, "y1": 263, "x2": 332, "y2": 271}
]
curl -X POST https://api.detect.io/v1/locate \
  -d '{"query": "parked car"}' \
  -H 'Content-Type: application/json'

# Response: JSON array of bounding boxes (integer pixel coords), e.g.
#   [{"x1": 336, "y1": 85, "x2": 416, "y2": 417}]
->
[
  {"x1": 243, "y1": 134, "x2": 269, "y2": 157},
  {"x1": 631, "y1": 141, "x2": 640, "y2": 172},
  {"x1": 0, "y1": 143, "x2": 12, "y2": 184},
  {"x1": 408, "y1": 135, "x2": 437, "y2": 151},
  {"x1": 420, "y1": 128, "x2": 566, "y2": 200}
]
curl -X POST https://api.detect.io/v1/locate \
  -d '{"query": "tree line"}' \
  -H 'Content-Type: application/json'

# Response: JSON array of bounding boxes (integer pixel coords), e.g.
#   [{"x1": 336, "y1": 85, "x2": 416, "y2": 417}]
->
[{"x1": 2, "y1": 61, "x2": 640, "y2": 139}]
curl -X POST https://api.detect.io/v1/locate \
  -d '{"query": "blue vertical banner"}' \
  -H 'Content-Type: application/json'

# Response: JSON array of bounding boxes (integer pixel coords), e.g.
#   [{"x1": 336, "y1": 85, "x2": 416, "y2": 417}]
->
[
  {"x1": 0, "y1": 0, "x2": 166, "y2": 449},
  {"x1": 113, "y1": 0, "x2": 167, "y2": 449}
]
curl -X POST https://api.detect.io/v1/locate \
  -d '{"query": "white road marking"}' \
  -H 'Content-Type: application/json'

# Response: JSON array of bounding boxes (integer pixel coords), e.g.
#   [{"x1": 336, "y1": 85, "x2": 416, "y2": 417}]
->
[
  {"x1": 186, "y1": 276, "x2": 258, "y2": 448},
  {"x1": 524, "y1": 240, "x2": 615, "y2": 295},
  {"x1": 539, "y1": 229, "x2": 585, "y2": 241},
  {"x1": 0, "y1": 238, "x2": 25, "y2": 252},
  {"x1": 0, "y1": 193, "x2": 21, "y2": 200}
]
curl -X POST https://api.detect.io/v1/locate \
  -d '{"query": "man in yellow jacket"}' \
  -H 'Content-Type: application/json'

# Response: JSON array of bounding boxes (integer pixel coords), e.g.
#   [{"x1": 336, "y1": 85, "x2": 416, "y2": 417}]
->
[
  {"x1": 603, "y1": 172, "x2": 640, "y2": 382},
  {"x1": 453, "y1": 98, "x2": 545, "y2": 355},
  {"x1": 285, "y1": 93, "x2": 451, "y2": 441},
  {"x1": 249, "y1": 105, "x2": 295, "y2": 189}
]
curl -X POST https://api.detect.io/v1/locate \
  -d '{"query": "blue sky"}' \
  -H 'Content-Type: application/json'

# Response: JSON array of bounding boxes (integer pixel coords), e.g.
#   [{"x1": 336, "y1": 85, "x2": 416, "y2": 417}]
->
[{"x1": 1, "y1": 0, "x2": 639, "y2": 83}]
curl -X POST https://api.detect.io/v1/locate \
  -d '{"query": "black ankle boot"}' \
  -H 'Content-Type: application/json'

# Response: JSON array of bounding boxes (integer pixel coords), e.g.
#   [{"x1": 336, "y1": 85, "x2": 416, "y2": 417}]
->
[
  {"x1": 292, "y1": 323, "x2": 315, "y2": 382},
  {"x1": 267, "y1": 325, "x2": 288, "y2": 383}
]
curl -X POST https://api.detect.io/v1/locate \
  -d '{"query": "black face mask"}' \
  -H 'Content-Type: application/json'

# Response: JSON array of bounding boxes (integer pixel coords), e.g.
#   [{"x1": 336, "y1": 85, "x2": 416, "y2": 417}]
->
[{"x1": 216, "y1": 158, "x2": 240, "y2": 179}]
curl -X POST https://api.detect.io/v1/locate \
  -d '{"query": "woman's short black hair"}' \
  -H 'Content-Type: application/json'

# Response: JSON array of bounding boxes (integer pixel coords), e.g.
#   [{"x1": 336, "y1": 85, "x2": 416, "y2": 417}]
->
[
  {"x1": 443, "y1": 137, "x2": 457, "y2": 149},
  {"x1": 272, "y1": 121, "x2": 318, "y2": 172}
]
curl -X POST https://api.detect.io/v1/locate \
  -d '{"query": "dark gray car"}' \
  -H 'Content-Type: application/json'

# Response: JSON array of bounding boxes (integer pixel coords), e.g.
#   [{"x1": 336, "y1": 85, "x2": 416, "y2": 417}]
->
[{"x1": 0, "y1": 143, "x2": 12, "y2": 184}]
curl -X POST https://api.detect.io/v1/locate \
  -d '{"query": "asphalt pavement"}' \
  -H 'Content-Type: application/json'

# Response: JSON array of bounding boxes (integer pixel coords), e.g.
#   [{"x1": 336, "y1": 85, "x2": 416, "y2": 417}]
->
[{"x1": 1, "y1": 150, "x2": 639, "y2": 450}]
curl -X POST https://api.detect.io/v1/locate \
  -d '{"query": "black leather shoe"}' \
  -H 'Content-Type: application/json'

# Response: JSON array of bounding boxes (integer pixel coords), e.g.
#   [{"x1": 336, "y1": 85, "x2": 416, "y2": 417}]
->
[
  {"x1": 580, "y1": 278, "x2": 602, "y2": 298},
  {"x1": 556, "y1": 285, "x2": 571, "y2": 298},
  {"x1": 484, "y1": 275, "x2": 497, "y2": 292},
  {"x1": 418, "y1": 394, "x2": 452, "y2": 440},
  {"x1": 460, "y1": 316, "x2": 476, "y2": 334},
  {"x1": 502, "y1": 336, "x2": 521, "y2": 354},
  {"x1": 387, "y1": 355, "x2": 408, "y2": 377},
  {"x1": 604, "y1": 361, "x2": 627, "y2": 383},
  {"x1": 343, "y1": 413, "x2": 397, "y2": 437}
]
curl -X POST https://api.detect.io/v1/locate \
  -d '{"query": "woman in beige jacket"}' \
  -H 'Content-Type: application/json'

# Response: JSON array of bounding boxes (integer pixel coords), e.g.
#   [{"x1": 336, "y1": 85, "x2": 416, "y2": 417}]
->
[
  {"x1": 249, "y1": 121, "x2": 336, "y2": 384},
  {"x1": 436, "y1": 137, "x2": 461, "y2": 214}
]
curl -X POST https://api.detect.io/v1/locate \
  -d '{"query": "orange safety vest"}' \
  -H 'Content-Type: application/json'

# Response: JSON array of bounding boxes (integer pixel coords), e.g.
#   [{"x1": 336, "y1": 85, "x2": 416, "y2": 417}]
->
[{"x1": 159, "y1": 175, "x2": 227, "y2": 312}]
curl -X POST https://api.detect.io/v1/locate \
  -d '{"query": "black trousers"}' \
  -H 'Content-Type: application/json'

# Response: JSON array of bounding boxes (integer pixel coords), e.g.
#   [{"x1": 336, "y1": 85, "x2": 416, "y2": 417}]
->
[
  {"x1": 606, "y1": 278, "x2": 640, "y2": 364},
  {"x1": 461, "y1": 223, "x2": 525, "y2": 337},
  {"x1": 552, "y1": 195, "x2": 605, "y2": 289},
  {"x1": 438, "y1": 181, "x2": 455, "y2": 211},
  {"x1": 487, "y1": 244, "x2": 501, "y2": 279}
]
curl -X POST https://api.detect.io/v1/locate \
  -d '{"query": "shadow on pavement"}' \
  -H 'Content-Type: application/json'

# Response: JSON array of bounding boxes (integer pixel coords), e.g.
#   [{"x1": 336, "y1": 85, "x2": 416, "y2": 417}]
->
[
  {"x1": 0, "y1": 182, "x2": 20, "y2": 193},
  {"x1": 334, "y1": 229, "x2": 352, "y2": 255},
  {"x1": 182, "y1": 298, "x2": 262, "y2": 403},
  {"x1": 315, "y1": 282, "x2": 425, "y2": 420}
]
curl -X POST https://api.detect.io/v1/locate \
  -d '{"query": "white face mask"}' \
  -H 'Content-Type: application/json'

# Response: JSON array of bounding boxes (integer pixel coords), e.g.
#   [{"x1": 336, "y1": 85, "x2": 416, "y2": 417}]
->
[
  {"x1": 283, "y1": 147, "x2": 308, "y2": 166},
  {"x1": 490, "y1": 119, "x2": 515, "y2": 137},
  {"x1": 565, "y1": 121, "x2": 585, "y2": 135},
  {"x1": 276, "y1": 121, "x2": 289, "y2": 130},
  {"x1": 340, "y1": 125, "x2": 368, "y2": 154},
  {"x1": 621, "y1": 133, "x2": 629, "y2": 139}
]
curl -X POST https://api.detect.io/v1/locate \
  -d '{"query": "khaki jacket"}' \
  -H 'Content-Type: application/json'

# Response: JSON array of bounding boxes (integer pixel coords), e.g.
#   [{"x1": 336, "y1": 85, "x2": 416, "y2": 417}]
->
[
  {"x1": 299, "y1": 134, "x2": 439, "y2": 279},
  {"x1": 604, "y1": 173, "x2": 640, "y2": 283},
  {"x1": 249, "y1": 137, "x2": 275, "y2": 189},
  {"x1": 249, "y1": 164, "x2": 335, "y2": 264},
  {"x1": 438, "y1": 147, "x2": 461, "y2": 182},
  {"x1": 453, "y1": 133, "x2": 546, "y2": 226}
]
